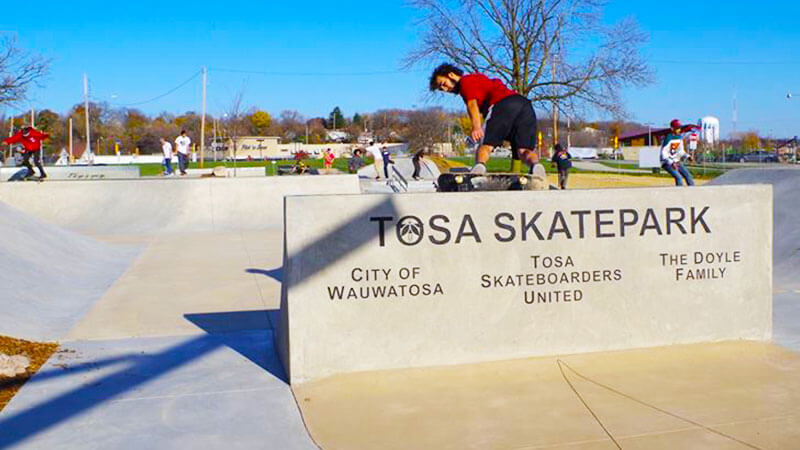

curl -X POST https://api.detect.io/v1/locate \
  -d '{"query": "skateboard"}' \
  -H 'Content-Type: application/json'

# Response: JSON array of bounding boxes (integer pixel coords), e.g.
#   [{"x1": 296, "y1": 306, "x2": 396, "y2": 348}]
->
[{"x1": 437, "y1": 164, "x2": 549, "y2": 192}]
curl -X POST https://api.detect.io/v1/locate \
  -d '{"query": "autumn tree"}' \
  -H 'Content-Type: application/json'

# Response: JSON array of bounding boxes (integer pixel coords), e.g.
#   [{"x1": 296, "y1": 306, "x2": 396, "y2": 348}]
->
[
  {"x1": 248, "y1": 110, "x2": 272, "y2": 135},
  {"x1": 407, "y1": 0, "x2": 652, "y2": 116},
  {"x1": 742, "y1": 132, "x2": 760, "y2": 151}
]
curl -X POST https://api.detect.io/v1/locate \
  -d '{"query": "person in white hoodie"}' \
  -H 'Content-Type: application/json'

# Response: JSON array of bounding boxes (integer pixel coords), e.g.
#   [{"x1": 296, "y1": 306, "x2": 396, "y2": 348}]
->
[{"x1": 660, "y1": 119, "x2": 695, "y2": 186}]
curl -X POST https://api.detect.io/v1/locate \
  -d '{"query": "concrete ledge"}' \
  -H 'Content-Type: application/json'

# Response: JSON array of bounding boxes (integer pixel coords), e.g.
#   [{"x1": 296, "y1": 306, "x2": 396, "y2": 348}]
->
[
  {"x1": 0, "y1": 175, "x2": 361, "y2": 234},
  {"x1": 1, "y1": 165, "x2": 140, "y2": 181},
  {"x1": 278, "y1": 185, "x2": 773, "y2": 384},
  {"x1": 184, "y1": 167, "x2": 266, "y2": 177}
]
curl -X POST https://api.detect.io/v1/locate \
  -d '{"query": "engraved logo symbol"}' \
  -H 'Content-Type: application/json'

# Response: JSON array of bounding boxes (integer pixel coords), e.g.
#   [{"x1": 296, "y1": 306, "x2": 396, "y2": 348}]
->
[{"x1": 397, "y1": 216, "x2": 424, "y2": 246}]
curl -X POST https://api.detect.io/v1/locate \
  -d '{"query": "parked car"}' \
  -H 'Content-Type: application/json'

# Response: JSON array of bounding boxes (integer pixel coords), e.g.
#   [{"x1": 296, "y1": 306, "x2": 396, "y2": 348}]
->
[{"x1": 738, "y1": 151, "x2": 778, "y2": 163}]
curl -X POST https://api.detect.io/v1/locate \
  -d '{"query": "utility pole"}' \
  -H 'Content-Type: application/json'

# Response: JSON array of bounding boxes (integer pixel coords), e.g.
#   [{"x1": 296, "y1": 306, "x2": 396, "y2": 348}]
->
[
  {"x1": 566, "y1": 116, "x2": 571, "y2": 149},
  {"x1": 84, "y1": 73, "x2": 91, "y2": 156},
  {"x1": 213, "y1": 118, "x2": 218, "y2": 162},
  {"x1": 68, "y1": 117, "x2": 73, "y2": 164},
  {"x1": 200, "y1": 66, "x2": 207, "y2": 168},
  {"x1": 30, "y1": 108, "x2": 35, "y2": 127}
]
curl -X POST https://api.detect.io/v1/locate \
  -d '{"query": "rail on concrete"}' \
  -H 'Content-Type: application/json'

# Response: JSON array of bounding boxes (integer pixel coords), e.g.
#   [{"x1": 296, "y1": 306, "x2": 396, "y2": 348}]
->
[
  {"x1": 0, "y1": 175, "x2": 360, "y2": 235},
  {"x1": 278, "y1": 184, "x2": 773, "y2": 384}
]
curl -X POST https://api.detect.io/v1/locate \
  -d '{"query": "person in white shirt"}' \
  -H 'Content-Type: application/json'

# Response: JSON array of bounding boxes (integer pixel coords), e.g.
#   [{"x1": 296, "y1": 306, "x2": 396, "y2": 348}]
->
[
  {"x1": 174, "y1": 130, "x2": 192, "y2": 176},
  {"x1": 366, "y1": 141, "x2": 384, "y2": 180},
  {"x1": 160, "y1": 137, "x2": 174, "y2": 176}
]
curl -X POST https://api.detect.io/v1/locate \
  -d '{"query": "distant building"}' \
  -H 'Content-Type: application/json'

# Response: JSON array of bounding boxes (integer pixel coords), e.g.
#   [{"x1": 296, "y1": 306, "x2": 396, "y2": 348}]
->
[
  {"x1": 699, "y1": 116, "x2": 720, "y2": 145},
  {"x1": 216, "y1": 136, "x2": 281, "y2": 159},
  {"x1": 326, "y1": 130, "x2": 350, "y2": 142}
]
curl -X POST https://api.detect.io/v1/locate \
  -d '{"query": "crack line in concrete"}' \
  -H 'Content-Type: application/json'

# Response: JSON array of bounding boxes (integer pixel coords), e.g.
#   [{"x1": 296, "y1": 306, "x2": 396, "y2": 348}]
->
[
  {"x1": 557, "y1": 359, "x2": 763, "y2": 450},
  {"x1": 557, "y1": 359, "x2": 622, "y2": 449}
]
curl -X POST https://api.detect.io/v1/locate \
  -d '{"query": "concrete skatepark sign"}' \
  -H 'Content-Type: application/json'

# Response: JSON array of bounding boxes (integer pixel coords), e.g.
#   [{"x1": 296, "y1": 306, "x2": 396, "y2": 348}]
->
[{"x1": 278, "y1": 185, "x2": 773, "y2": 384}]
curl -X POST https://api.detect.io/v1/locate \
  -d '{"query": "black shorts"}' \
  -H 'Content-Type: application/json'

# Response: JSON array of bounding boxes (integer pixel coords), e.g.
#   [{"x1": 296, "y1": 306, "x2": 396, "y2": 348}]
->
[{"x1": 483, "y1": 94, "x2": 537, "y2": 154}]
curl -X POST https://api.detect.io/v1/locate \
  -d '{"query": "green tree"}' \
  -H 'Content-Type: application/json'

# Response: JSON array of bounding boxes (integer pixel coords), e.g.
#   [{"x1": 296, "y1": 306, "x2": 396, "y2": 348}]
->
[{"x1": 327, "y1": 106, "x2": 346, "y2": 130}]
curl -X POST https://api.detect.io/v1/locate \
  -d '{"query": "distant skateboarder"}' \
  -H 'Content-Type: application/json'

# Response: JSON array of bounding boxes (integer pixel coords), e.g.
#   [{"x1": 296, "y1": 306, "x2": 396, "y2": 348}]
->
[
  {"x1": 412, "y1": 147, "x2": 425, "y2": 180},
  {"x1": 551, "y1": 144, "x2": 571, "y2": 190},
  {"x1": 661, "y1": 120, "x2": 695, "y2": 186},
  {"x1": 174, "y1": 130, "x2": 191, "y2": 176},
  {"x1": 366, "y1": 141, "x2": 384, "y2": 180},
  {"x1": 160, "y1": 137, "x2": 175, "y2": 176},
  {"x1": 381, "y1": 146, "x2": 394, "y2": 179},
  {"x1": 429, "y1": 63, "x2": 540, "y2": 174},
  {"x1": 4, "y1": 126, "x2": 48, "y2": 179}
]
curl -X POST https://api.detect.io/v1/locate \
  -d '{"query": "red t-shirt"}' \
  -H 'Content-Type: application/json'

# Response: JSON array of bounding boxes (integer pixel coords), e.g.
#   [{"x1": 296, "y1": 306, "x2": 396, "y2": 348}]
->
[{"x1": 459, "y1": 73, "x2": 516, "y2": 115}]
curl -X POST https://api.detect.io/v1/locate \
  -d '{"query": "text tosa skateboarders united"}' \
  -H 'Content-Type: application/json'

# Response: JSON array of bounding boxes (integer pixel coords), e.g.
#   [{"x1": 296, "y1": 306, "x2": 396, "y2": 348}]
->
[{"x1": 370, "y1": 206, "x2": 711, "y2": 247}]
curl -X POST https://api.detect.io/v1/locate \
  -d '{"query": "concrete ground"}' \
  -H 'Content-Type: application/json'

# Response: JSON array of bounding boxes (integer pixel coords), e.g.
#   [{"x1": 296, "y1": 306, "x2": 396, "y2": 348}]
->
[{"x1": 0, "y1": 170, "x2": 798, "y2": 449}]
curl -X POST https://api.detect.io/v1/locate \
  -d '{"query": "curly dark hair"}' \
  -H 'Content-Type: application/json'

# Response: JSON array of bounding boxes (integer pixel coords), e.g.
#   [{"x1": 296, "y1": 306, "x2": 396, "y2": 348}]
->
[{"x1": 428, "y1": 63, "x2": 464, "y2": 91}]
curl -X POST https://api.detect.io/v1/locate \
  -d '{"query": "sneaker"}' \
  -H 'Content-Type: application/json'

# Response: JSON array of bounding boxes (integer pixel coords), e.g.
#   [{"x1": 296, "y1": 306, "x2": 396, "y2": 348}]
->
[
  {"x1": 412, "y1": 176, "x2": 421, "y2": 181},
  {"x1": 470, "y1": 163, "x2": 487, "y2": 175}
]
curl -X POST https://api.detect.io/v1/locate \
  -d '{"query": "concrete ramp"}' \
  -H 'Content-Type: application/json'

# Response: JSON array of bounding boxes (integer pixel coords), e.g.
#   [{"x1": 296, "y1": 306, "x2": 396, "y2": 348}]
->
[
  {"x1": 709, "y1": 168, "x2": 800, "y2": 289},
  {"x1": 0, "y1": 202, "x2": 138, "y2": 341},
  {"x1": 0, "y1": 175, "x2": 360, "y2": 235}
]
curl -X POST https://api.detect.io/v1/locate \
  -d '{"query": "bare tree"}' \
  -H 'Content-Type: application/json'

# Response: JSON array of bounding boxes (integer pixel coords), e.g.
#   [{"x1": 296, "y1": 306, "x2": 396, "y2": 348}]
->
[
  {"x1": 0, "y1": 35, "x2": 49, "y2": 106},
  {"x1": 406, "y1": 0, "x2": 653, "y2": 117},
  {"x1": 224, "y1": 91, "x2": 249, "y2": 174}
]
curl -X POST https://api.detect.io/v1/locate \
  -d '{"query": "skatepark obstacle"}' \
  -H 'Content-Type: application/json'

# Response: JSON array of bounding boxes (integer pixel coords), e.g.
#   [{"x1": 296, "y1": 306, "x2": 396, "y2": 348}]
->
[{"x1": 278, "y1": 185, "x2": 772, "y2": 384}]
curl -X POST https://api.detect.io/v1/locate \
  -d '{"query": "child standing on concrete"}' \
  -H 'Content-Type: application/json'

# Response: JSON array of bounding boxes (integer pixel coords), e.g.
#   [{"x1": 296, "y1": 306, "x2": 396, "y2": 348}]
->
[{"x1": 160, "y1": 138, "x2": 174, "y2": 176}]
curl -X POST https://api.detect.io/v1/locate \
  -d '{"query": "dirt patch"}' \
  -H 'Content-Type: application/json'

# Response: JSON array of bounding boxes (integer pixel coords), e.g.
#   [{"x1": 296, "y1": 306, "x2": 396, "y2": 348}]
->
[{"x1": 0, "y1": 335, "x2": 58, "y2": 412}]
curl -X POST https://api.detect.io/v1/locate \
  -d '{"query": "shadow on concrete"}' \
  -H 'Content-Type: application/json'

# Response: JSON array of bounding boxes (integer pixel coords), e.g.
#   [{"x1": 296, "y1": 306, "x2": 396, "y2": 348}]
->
[
  {"x1": 0, "y1": 198, "x2": 398, "y2": 448},
  {"x1": 0, "y1": 335, "x2": 220, "y2": 449},
  {"x1": 246, "y1": 267, "x2": 282, "y2": 282},
  {"x1": 184, "y1": 310, "x2": 287, "y2": 382},
  {"x1": 0, "y1": 311, "x2": 287, "y2": 449},
  {"x1": 283, "y1": 197, "x2": 398, "y2": 290}
]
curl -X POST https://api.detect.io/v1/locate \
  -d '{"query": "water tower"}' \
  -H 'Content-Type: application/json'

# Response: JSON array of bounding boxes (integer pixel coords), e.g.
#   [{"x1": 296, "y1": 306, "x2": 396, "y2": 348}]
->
[{"x1": 699, "y1": 116, "x2": 720, "y2": 144}]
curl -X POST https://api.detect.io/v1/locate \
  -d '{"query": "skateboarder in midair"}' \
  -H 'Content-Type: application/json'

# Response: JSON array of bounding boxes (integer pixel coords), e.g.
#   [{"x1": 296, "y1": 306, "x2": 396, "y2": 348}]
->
[
  {"x1": 429, "y1": 63, "x2": 540, "y2": 174},
  {"x1": 4, "y1": 126, "x2": 49, "y2": 179}
]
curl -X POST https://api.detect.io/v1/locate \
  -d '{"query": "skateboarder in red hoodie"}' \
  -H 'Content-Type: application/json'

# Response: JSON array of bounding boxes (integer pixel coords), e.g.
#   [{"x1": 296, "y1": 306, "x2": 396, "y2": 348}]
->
[
  {"x1": 429, "y1": 63, "x2": 540, "y2": 174},
  {"x1": 4, "y1": 126, "x2": 49, "y2": 179}
]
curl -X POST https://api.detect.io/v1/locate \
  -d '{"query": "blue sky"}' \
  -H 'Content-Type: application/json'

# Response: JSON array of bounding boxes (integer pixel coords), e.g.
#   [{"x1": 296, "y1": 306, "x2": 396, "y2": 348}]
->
[{"x1": 4, "y1": 0, "x2": 800, "y2": 137}]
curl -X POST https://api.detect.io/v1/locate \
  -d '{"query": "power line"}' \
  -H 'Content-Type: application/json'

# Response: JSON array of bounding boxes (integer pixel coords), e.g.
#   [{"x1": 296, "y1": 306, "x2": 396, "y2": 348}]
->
[
  {"x1": 209, "y1": 67, "x2": 421, "y2": 77},
  {"x1": 106, "y1": 70, "x2": 202, "y2": 107},
  {"x1": 652, "y1": 59, "x2": 800, "y2": 66}
]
